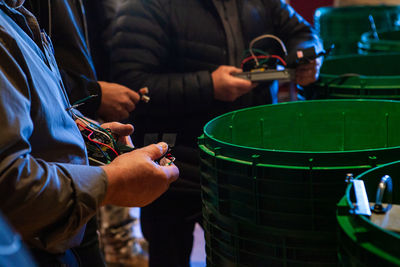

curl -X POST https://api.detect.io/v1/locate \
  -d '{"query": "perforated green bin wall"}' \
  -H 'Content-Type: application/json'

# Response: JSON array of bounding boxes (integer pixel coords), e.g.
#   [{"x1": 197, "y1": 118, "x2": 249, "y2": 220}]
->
[
  {"x1": 314, "y1": 5, "x2": 400, "y2": 56},
  {"x1": 308, "y1": 53, "x2": 400, "y2": 100},
  {"x1": 198, "y1": 100, "x2": 400, "y2": 266}
]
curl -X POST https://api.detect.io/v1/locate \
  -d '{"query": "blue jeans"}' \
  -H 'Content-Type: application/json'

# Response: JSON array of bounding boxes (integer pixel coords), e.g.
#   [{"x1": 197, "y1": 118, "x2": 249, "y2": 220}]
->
[{"x1": 31, "y1": 217, "x2": 105, "y2": 267}]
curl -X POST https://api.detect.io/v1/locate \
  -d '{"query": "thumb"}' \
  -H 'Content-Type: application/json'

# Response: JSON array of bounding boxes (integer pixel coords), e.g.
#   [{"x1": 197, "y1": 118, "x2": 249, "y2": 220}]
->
[
  {"x1": 102, "y1": 122, "x2": 134, "y2": 136},
  {"x1": 225, "y1": 66, "x2": 242, "y2": 74},
  {"x1": 140, "y1": 142, "x2": 168, "y2": 160},
  {"x1": 139, "y1": 87, "x2": 149, "y2": 95}
]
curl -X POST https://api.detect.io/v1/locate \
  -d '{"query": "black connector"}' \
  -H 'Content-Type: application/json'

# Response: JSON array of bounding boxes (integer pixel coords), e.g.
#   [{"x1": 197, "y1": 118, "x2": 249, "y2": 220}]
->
[{"x1": 155, "y1": 147, "x2": 176, "y2": 166}]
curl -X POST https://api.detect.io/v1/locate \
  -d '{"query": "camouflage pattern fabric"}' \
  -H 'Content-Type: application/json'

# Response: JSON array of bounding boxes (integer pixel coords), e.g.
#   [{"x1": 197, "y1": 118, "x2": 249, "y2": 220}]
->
[{"x1": 99, "y1": 206, "x2": 148, "y2": 266}]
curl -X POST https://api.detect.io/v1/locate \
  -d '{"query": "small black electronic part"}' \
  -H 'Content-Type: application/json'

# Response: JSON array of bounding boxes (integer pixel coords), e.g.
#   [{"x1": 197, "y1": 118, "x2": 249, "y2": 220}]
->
[
  {"x1": 155, "y1": 147, "x2": 176, "y2": 166},
  {"x1": 289, "y1": 45, "x2": 333, "y2": 68}
]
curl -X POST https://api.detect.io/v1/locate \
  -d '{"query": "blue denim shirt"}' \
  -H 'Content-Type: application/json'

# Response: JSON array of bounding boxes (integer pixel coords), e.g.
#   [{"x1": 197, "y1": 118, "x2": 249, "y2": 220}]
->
[{"x1": 0, "y1": 2, "x2": 107, "y2": 253}]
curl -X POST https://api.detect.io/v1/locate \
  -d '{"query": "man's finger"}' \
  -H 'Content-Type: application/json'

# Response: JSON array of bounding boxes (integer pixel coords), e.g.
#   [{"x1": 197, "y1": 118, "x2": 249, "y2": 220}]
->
[
  {"x1": 113, "y1": 110, "x2": 129, "y2": 121},
  {"x1": 139, "y1": 87, "x2": 149, "y2": 95},
  {"x1": 227, "y1": 66, "x2": 243, "y2": 74},
  {"x1": 140, "y1": 142, "x2": 168, "y2": 160},
  {"x1": 229, "y1": 75, "x2": 253, "y2": 88},
  {"x1": 297, "y1": 60, "x2": 317, "y2": 71},
  {"x1": 127, "y1": 90, "x2": 140, "y2": 103},
  {"x1": 123, "y1": 99, "x2": 136, "y2": 112},
  {"x1": 102, "y1": 122, "x2": 134, "y2": 136}
]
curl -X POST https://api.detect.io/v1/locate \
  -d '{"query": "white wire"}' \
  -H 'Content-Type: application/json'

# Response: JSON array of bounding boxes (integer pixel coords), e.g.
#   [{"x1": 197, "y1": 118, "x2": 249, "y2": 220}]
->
[
  {"x1": 79, "y1": 120, "x2": 110, "y2": 142},
  {"x1": 75, "y1": 115, "x2": 113, "y2": 144},
  {"x1": 249, "y1": 34, "x2": 288, "y2": 66}
]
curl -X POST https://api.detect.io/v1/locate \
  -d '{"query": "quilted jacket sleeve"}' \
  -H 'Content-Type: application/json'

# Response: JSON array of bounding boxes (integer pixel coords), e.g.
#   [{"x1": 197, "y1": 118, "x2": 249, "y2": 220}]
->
[{"x1": 111, "y1": 0, "x2": 215, "y2": 116}]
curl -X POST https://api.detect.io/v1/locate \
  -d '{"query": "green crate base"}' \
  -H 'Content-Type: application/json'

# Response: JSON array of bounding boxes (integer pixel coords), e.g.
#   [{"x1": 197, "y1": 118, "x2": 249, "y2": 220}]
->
[{"x1": 203, "y1": 203, "x2": 338, "y2": 266}]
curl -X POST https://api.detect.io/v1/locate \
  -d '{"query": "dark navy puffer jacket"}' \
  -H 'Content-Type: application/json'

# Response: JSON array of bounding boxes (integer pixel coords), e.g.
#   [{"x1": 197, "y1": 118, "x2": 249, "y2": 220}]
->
[{"x1": 111, "y1": 0, "x2": 322, "y2": 150}]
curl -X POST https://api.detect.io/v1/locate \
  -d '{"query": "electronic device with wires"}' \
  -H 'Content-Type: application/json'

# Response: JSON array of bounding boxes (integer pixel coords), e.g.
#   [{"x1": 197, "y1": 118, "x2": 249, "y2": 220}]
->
[
  {"x1": 234, "y1": 34, "x2": 332, "y2": 82},
  {"x1": 64, "y1": 86, "x2": 170, "y2": 166},
  {"x1": 75, "y1": 114, "x2": 128, "y2": 165},
  {"x1": 73, "y1": 112, "x2": 175, "y2": 166}
]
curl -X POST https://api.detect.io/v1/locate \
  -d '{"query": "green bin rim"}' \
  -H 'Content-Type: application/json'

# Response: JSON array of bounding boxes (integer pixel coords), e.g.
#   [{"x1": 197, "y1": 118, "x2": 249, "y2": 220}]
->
[
  {"x1": 318, "y1": 53, "x2": 400, "y2": 86},
  {"x1": 359, "y1": 30, "x2": 400, "y2": 52},
  {"x1": 315, "y1": 5, "x2": 400, "y2": 16},
  {"x1": 200, "y1": 100, "x2": 400, "y2": 168},
  {"x1": 319, "y1": 73, "x2": 400, "y2": 86},
  {"x1": 342, "y1": 159, "x2": 400, "y2": 240},
  {"x1": 360, "y1": 31, "x2": 400, "y2": 46}
]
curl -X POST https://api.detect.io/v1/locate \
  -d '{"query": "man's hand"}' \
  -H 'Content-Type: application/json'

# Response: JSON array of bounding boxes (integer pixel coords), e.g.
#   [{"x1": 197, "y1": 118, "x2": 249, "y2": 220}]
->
[
  {"x1": 98, "y1": 81, "x2": 140, "y2": 122},
  {"x1": 212, "y1": 66, "x2": 255, "y2": 102},
  {"x1": 100, "y1": 122, "x2": 134, "y2": 147},
  {"x1": 101, "y1": 142, "x2": 179, "y2": 207},
  {"x1": 295, "y1": 58, "x2": 322, "y2": 86}
]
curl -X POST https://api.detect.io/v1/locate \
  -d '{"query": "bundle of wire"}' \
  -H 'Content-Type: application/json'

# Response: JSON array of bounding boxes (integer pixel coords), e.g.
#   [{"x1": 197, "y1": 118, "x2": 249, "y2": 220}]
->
[
  {"x1": 71, "y1": 110, "x2": 175, "y2": 166},
  {"x1": 240, "y1": 49, "x2": 287, "y2": 71},
  {"x1": 73, "y1": 112, "x2": 125, "y2": 165},
  {"x1": 241, "y1": 34, "x2": 288, "y2": 71}
]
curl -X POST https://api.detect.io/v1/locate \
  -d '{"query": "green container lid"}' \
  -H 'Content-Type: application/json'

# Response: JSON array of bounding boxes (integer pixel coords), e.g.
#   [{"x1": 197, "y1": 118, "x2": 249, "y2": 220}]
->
[
  {"x1": 359, "y1": 30, "x2": 400, "y2": 53},
  {"x1": 314, "y1": 5, "x2": 400, "y2": 55},
  {"x1": 310, "y1": 53, "x2": 400, "y2": 100},
  {"x1": 199, "y1": 100, "x2": 400, "y2": 266},
  {"x1": 337, "y1": 160, "x2": 400, "y2": 266}
]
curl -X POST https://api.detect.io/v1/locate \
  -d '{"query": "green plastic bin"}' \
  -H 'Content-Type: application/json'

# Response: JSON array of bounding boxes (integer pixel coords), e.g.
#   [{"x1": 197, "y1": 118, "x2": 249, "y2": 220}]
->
[
  {"x1": 314, "y1": 6, "x2": 400, "y2": 56},
  {"x1": 308, "y1": 53, "x2": 400, "y2": 100},
  {"x1": 337, "y1": 160, "x2": 400, "y2": 266},
  {"x1": 198, "y1": 100, "x2": 400, "y2": 266},
  {"x1": 359, "y1": 30, "x2": 400, "y2": 54}
]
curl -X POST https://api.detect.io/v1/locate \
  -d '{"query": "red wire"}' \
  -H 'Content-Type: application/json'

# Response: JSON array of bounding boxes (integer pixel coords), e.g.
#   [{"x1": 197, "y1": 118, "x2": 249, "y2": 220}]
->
[
  {"x1": 240, "y1": 55, "x2": 287, "y2": 69},
  {"x1": 77, "y1": 123, "x2": 119, "y2": 157}
]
